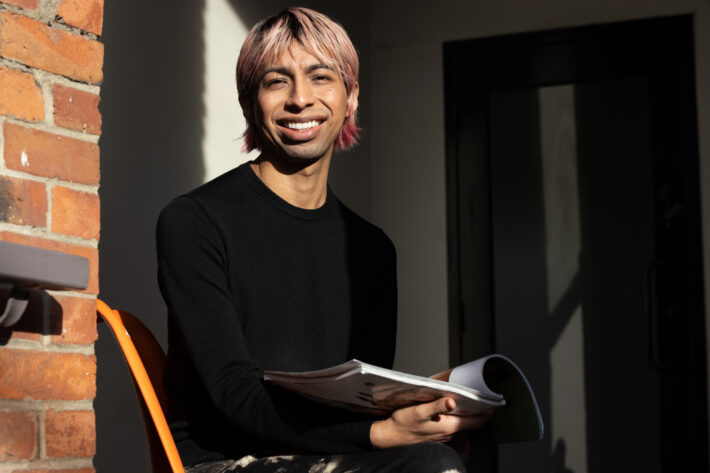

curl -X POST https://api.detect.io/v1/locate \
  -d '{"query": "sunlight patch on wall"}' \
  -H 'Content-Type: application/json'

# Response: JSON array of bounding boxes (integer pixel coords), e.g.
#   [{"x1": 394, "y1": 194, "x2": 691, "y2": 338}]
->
[
  {"x1": 540, "y1": 84, "x2": 588, "y2": 473},
  {"x1": 550, "y1": 305, "x2": 588, "y2": 473},
  {"x1": 202, "y1": 0, "x2": 258, "y2": 182},
  {"x1": 540, "y1": 84, "x2": 581, "y2": 312}
]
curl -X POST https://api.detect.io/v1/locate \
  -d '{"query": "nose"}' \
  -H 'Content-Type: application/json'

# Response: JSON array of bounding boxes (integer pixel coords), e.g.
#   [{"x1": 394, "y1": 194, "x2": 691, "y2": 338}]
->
[{"x1": 286, "y1": 77, "x2": 314, "y2": 110}]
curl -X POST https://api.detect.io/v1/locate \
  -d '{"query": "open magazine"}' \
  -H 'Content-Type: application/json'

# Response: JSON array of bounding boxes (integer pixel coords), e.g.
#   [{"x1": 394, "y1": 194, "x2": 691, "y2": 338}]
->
[{"x1": 265, "y1": 354, "x2": 543, "y2": 444}]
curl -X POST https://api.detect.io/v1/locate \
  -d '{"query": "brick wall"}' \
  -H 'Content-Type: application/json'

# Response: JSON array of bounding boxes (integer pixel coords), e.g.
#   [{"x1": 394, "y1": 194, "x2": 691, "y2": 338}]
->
[{"x1": 0, "y1": 0, "x2": 103, "y2": 471}]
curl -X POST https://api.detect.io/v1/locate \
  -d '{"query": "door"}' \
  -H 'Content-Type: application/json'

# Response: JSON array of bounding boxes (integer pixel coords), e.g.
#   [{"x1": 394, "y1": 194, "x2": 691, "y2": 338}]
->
[{"x1": 444, "y1": 15, "x2": 707, "y2": 473}]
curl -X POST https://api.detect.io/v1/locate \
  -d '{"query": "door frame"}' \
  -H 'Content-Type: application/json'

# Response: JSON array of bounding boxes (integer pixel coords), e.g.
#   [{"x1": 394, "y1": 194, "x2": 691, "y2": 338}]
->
[{"x1": 443, "y1": 14, "x2": 707, "y2": 472}]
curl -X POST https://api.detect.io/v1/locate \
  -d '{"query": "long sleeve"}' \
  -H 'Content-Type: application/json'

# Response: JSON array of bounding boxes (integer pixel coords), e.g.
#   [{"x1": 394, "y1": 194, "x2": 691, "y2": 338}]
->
[{"x1": 156, "y1": 169, "x2": 397, "y2": 465}]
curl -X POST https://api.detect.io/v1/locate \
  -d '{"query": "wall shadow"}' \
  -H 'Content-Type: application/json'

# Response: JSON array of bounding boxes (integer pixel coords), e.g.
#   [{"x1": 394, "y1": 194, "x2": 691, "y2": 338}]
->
[
  {"x1": 489, "y1": 87, "x2": 552, "y2": 473},
  {"x1": 551, "y1": 439, "x2": 574, "y2": 473},
  {"x1": 96, "y1": 1, "x2": 206, "y2": 472}
]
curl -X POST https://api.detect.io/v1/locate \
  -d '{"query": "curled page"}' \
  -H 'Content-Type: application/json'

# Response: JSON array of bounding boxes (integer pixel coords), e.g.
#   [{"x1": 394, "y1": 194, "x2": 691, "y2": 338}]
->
[{"x1": 451, "y1": 355, "x2": 544, "y2": 443}]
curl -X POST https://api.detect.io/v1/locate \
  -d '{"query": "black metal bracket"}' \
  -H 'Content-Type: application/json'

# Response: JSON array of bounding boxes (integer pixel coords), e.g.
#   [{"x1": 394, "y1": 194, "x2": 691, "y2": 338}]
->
[{"x1": 0, "y1": 240, "x2": 89, "y2": 327}]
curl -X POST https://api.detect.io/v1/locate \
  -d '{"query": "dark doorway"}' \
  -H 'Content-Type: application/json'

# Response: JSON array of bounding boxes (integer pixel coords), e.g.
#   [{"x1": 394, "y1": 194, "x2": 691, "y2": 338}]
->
[{"x1": 444, "y1": 15, "x2": 707, "y2": 473}]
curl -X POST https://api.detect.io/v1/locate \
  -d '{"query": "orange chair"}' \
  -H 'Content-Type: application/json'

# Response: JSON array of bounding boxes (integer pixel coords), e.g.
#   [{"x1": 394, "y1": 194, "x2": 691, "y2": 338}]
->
[{"x1": 96, "y1": 299, "x2": 185, "y2": 473}]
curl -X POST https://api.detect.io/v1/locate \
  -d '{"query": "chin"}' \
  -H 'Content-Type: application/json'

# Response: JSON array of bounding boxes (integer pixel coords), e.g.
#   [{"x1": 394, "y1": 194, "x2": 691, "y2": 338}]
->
[{"x1": 278, "y1": 143, "x2": 334, "y2": 163}]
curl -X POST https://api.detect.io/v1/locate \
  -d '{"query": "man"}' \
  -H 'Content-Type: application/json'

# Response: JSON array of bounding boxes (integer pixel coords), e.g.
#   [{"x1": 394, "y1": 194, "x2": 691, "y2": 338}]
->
[{"x1": 157, "y1": 8, "x2": 490, "y2": 473}]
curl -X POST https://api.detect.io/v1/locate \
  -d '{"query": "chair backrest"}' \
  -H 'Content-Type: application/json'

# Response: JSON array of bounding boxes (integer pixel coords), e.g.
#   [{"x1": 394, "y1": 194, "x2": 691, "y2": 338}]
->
[{"x1": 96, "y1": 299, "x2": 185, "y2": 473}]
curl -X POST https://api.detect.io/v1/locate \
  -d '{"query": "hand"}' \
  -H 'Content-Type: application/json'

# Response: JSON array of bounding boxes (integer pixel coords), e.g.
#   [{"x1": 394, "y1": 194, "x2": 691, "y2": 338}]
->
[{"x1": 369, "y1": 397, "x2": 494, "y2": 449}]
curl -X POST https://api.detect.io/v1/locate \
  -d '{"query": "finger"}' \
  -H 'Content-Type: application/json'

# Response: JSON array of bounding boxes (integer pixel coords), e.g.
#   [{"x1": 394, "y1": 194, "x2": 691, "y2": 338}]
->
[
  {"x1": 416, "y1": 397, "x2": 456, "y2": 420},
  {"x1": 444, "y1": 398, "x2": 456, "y2": 412}
]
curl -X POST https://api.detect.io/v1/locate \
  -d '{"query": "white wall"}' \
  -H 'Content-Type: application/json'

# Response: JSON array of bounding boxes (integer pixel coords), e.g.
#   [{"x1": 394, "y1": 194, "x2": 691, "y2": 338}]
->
[
  {"x1": 202, "y1": 0, "x2": 256, "y2": 178},
  {"x1": 368, "y1": 0, "x2": 710, "y2": 466},
  {"x1": 204, "y1": 0, "x2": 710, "y2": 422},
  {"x1": 97, "y1": 1, "x2": 710, "y2": 470}
]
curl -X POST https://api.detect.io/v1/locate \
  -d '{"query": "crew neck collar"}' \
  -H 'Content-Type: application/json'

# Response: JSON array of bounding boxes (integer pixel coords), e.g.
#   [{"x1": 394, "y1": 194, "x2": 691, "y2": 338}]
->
[{"x1": 241, "y1": 162, "x2": 334, "y2": 220}]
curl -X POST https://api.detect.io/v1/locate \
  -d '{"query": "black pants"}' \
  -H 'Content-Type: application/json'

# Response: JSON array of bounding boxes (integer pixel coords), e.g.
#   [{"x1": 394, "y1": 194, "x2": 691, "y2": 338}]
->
[{"x1": 185, "y1": 443, "x2": 466, "y2": 473}]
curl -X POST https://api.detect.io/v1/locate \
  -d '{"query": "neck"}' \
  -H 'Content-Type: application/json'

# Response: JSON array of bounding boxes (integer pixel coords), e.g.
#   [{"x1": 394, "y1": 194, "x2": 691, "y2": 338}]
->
[{"x1": 250, "y1": 153, "x2": 332, "y2": 209}]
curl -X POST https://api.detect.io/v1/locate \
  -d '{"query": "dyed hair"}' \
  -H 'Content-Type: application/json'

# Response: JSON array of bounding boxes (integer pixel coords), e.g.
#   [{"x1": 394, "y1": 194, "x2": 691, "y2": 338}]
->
[{"x1": 236, "y1": 7, "x2": 360, "y2": 152}]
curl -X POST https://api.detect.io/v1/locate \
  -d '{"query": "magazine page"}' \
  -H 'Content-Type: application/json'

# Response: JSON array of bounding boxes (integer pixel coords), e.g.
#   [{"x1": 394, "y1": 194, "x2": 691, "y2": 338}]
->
[
  {"x1": 265, "y1": 360, "x2": 364, "y2": 380},
  {"x1": 265, "y1": 361, "x2": 505, "y2": 416},
  {"x1": 460, "y1": 355, "x2": 544, "y2": 443},
  {"x1": 449, "y1": 356, "x2": 504, "y2": 400},
  {"x1": 265, "y1": 355, "x2": 544, "y2": 443}
]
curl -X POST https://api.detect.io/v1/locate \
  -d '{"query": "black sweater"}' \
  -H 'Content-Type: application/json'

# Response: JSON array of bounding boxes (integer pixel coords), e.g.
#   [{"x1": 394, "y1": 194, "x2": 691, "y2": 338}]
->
[{"x1": 156, "y1": 163, "x2": 397, "y2": 466}]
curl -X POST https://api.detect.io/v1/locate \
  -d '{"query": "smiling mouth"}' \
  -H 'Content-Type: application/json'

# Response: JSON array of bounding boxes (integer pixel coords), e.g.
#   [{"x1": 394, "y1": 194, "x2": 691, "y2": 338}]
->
[{"x1": 283, "y1": 120, "x2": 322, "y2": 131}]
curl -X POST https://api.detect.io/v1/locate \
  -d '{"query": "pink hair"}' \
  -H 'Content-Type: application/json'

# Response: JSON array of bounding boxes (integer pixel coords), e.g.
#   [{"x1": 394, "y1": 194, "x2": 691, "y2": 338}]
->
[{"x1": 236, "y1": 7, "x2": 360, "y2": 152}]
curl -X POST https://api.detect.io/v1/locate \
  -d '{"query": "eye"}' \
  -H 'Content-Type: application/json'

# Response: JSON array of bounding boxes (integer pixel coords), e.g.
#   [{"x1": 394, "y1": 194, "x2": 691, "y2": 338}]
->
[
  {"x1": 262, "y1": 74, "x2": 288, "y2": 89},
  {"x1": 312, "y1": 73, "x2": 333, "y2": 83}
]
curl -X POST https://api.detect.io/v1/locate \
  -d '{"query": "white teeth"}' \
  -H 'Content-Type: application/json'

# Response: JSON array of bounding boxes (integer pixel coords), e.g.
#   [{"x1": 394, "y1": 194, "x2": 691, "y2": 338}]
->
[{"x1": 285, "y1": 120, "x2": 320, "y2": 130}]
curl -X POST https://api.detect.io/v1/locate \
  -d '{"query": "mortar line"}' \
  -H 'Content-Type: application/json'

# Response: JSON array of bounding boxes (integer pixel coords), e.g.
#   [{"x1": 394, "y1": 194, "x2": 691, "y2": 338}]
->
[
  {"x1": 0, "y1": 222, "x2": 100, "y2": 248},
  {"x1": 0, "y1": 116, "x2": 5, "y2": 169},
  {"x1": 1, "y1": 338, "x2": 95, "y2": 354},
  {"x1": 38, "y1": 408, "x2": 46, "y2": 459},
  {"x1": 0, "y1": 59, "x2": 101, "y2": 95},
  {"x1": 4, "y1": 117, "x2": 101, "y2": 144},
  {"x1": 36, "y1": 71, "x2": 55, "y2": 128},
  {"x1": 46, "y1": 178, "x2": 53, "y2": 236},
  {"x1": 0, "y1": 400, "x2": 93, "y2": 410},
  {"x1": 0, "y1": 169, "x2": 99, "y2": 194},
  {"x1": 0, "y1": 457, "x2": 94, "y2": 471}
]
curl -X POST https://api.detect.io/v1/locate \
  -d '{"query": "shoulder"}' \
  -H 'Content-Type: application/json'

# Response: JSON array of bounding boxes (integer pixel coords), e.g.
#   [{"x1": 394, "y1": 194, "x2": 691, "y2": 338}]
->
[
  {"x1": 182, "y1": 163, "x2": 252, "y2": 208},
  {"x1": 157, "y1": 164, "x2": 255, "y2": 246},
  {"x1": 157, "y1": 194, "x2": 205, "y2": 233},
  {"x1": 158, "y1": 164, "x2": 252, "y2": 226},
  {"x1": 335, "y1": 198, "x2": 396, "y2": 258}
]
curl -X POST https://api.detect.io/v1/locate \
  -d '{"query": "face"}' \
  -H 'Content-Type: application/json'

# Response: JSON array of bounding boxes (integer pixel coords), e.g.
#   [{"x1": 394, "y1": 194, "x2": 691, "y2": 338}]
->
[{"x1": 249, "y1": 43, "x2": 358, "y2": 163}]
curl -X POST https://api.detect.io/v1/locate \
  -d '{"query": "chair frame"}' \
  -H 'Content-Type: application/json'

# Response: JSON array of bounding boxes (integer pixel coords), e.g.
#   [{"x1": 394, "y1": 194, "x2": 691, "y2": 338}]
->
[{"x1": 97, "y1": 299, "x2": 185, "y2": 473}]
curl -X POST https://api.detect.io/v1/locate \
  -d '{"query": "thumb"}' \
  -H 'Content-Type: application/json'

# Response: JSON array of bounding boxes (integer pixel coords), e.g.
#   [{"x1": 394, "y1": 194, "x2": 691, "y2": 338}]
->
[
  {"x1": 422, "y1": 397, "x2": 456, "y2": 419},
  {"x1": 441, "y1": 397, "x2": 456, "y2": 413}
]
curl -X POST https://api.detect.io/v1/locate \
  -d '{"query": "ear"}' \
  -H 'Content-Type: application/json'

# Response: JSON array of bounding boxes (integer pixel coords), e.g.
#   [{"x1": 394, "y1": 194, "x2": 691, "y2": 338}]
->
[{"x1": 346, "y1": 82, "x2": 359, "y2": 118}]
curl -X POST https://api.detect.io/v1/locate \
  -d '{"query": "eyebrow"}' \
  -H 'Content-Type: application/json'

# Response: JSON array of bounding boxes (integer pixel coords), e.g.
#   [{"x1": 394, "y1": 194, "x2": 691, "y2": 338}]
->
[{"x1": 262, "y1": 63, "x2": 334, "y2": 76}]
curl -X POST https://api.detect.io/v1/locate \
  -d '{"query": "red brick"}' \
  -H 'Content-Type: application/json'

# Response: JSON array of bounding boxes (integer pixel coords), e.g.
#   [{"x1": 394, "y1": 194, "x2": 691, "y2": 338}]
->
[
  {"x1": 0, "y1": 232, "x2": 98, "y2": 294},
  {"x1": 45, "y1": 410, "x2": 95, "y2": 458},
  {"x1": 0, "y1": 175, "x2": 47, "y2": 226},
  {"x1": 4, "y1": 122, "x2": 100, "y2": 185},
  {"x1": 1, "y1": 0, "x2": 39, "y2": 9},
  {"x1": 57, "y1": 0, "x2": 103, "y2": 36},
  {"x1": 50, "y1": 295, "x2": 97, "y2": 345},
  {"x1": 5, "y1": 329, "x2": 41, "y2": 342},
  {"x1": 51, "y1": 186, "x2": 99, "y2": 239},
  {"x1": 0, "y1": 66, "x2": 43, "y2": 121},
  {"x1": 0, "y1": 349, "x2": 96, "y2": 400},
  {"x1": 52, "y1": 84, "x2": 101, "y2": 134},
  {"x1": 0, "y1": 411, "x2": 37, "y2": 460},
  {"x1": 0, "y1": 11, "x2": 103, "y2": 84}
]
